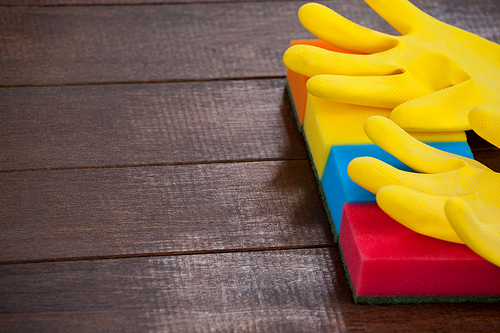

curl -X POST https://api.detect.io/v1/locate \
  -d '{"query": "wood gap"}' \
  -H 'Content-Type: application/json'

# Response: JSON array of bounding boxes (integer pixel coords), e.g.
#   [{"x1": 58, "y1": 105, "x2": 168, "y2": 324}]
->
[
  {"x1": 0, "y1": 75, "x2": 286, "y2": 89},
  {"x1": 0, "y1": 244, "x2": 337, "y2": 265},
  {"x1": 0, "y1": 1, "x2": 305, "y2": 8},
  {"x1": 0, "y1": 157, "x2": 308, "y2": 173}
]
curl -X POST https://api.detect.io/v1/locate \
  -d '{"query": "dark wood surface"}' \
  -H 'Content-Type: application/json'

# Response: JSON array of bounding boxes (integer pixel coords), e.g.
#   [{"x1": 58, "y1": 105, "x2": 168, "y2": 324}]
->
[
  {"x1": 1, "y1": 0, "x2": 500, "y2": 331},
  {"x1": 0, "y1": 161, "x2": 334, "y2": 263},
  {"x1": 0, "y1": 80, "x2": 307, "y2": 170}
]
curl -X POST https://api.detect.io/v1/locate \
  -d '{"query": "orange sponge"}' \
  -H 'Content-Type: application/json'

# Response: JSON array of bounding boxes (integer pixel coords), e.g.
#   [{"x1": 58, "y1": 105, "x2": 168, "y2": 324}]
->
[{"x1": 286, "y1": 40, "x2": 359, "y2": 125}]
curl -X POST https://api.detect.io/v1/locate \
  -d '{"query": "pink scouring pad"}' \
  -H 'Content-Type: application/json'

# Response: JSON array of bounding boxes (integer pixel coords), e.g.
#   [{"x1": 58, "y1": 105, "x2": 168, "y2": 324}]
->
[{"x1": 339, "y1": 203, "x2": 500, "y2": 303}]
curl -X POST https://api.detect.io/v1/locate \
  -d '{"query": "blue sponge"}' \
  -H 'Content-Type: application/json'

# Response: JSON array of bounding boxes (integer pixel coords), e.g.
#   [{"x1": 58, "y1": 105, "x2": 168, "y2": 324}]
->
[{"x1": 321, "y1": 141, "x2": 474, "y2": 234}]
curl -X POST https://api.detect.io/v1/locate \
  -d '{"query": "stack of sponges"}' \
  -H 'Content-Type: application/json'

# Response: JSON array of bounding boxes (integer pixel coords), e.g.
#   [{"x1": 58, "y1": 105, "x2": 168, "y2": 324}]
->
[{"x1": 286, "y1": 39, "x2": 500, "y2": 304}]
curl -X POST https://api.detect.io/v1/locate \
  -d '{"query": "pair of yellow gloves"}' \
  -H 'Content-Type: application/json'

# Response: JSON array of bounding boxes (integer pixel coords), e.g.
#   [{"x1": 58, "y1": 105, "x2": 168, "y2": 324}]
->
[{"x1": 283, "y1": 0, "x2": 500, "y2": 267}]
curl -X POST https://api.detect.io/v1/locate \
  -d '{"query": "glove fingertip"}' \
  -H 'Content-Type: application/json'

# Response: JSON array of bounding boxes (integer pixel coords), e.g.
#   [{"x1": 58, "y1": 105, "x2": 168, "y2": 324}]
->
[
  {"x1": 444, "y1": 198, "x2": 477, "y2": 237},
  {"x1": 298, "y1": 2, "x2": 327, "y2": 17},
  {"x1": 364, "y1": 115, "x2": 391, "y2": 131},
  {"x1": 468, "y1": 105, "x2": 500, "y2": 123},
  {"x1": 305, "y1": 75, "x2": 331, "y2": 99},
  {"x1": 445, "y1": 198, "x2": 500, "y2": 267},
  {"x1": 468, "y1": 105, "x2": 500, "y2": 148},
  {"x1": 364, "y1": 115, "x2": 401, "y2": 143},
  {"x1": 376, "y1": 185, "x2": 401, "y2": 208},
  {"x1": 347, "y1": 156, "x2": 375, "y2": 181},
  {"x1": 282, "y1": 46, "x2": 303, "y2": 70}
]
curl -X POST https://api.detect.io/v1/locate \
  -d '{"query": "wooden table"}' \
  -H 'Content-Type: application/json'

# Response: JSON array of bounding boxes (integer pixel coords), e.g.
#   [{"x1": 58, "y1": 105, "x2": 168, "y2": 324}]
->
[{"x1": 1, "y1": 0, "x2": 500, "y2": 331}]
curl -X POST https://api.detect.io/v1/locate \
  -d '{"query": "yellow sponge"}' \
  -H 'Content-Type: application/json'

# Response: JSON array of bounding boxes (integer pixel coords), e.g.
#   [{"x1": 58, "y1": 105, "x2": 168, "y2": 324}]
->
[
  {"x1": 304, "y1": 94, "x2": 390, "y2": 178},
  {"x1": 303, "y1": 92, "x2": 467, "y2": 178}
]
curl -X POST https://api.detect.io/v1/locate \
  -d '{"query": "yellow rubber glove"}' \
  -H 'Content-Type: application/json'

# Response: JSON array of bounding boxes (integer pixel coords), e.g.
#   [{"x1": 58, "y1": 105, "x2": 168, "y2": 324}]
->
[
  {"x1": 283, "y1": 1, "x2": 500, "y2": 131},
  {"x1": 348, "y1": 106, "x2": 500, "y2": 267}
]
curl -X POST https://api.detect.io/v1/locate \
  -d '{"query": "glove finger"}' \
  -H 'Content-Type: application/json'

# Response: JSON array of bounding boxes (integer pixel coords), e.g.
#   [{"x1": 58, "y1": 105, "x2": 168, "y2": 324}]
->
[
  {"x1": 364, "y1": 0, "x2": 434, "y2": 35},
  {"x1": 298, "y1": 2, "x2": 398, "y2": 53},
  {"x1": 390, "y1": 78, "x2": 477, "y2": 132},
  {"x1": 348, "y1": 156, "x2": 462, "y2": 195},
  {"x1": 306, "y1": 73, "x2": 432, "y2": 109},
  {"x1": 468, "y1": 105, "x2": 500, "y2": 149},
  {"x1": 445, "y1": 198, "x2": 500, "y2": 267},
  {"x1": 283, "y1": 45, "x2": 401, "y2": 78},
  {"x1": 377, "y1": 185, "x2": 464, "y2": 243},
  {"x1": 364, "y1": 116, "x2": 469, "y2": 173}
]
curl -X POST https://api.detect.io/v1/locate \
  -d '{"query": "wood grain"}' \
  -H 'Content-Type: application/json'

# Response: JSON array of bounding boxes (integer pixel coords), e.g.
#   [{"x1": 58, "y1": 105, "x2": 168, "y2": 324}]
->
[
  {"x1": 1, "y1": 248, "x2": 499, "y2": 332},
  {"x1": 472, "y1": 149, "x2": 500, "y2": 172},
  {"x1": 0, "y1": 0, "x2": 282, "y2": 5},
  {"x1": 0, "y1": 248, "x2": 346, "y2": 332},
  {"x1": 1, "y1": 0, "x2": 295, "y2": 5},
  {"x1": 1, "y1": 0, "x2": 499, "y2": 86},
  {"x1": 2, "y1": 0, "x2": 500, "y2": 330},
  {"x1": 466, "y1": 131, "x2": 500, "y2": 171},
  {"x1": 1, "y1": 79, "x2": 497, "y2": 172},
  {"x1": 0, "y1": 79, "x2": 307, "y2": 170},
  {"x1": 0, "y1": 2, "x2": 311, "y2": 85},
  {"x1": 0, "y1": 160, "x2": 334, "y2": 263}
]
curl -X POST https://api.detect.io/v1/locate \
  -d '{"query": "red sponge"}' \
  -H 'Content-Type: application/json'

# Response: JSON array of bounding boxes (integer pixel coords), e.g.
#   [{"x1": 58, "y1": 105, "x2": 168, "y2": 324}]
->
[{"x1": 340, "y1": 203, "x2": 500, "y2": 300}]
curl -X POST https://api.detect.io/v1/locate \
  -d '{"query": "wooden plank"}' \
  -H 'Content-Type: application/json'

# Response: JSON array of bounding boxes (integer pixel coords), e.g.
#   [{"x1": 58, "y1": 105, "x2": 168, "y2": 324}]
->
[
  {"x1": 1, "y1": 79, "x2": 498, "y2": 172},
  {"x1": 0, "y1": 2, "x2": 311, "y2": 86},
  {"x1": 0, "y1": 79, "x2": 307, "y2": 170},
  {"x1": 2, "y1": 0, "x2": 499, "y2": 86},
  {"x1": 467, "y1": 130, "x2": 498, "y2": 150},
  {"x1": 466, "y1": 131, "x2": 500, "y2": 171},
  {"x1": 0, "y1": 248, "x2": 346, "y2": 332},
  {"x1": 0, "y1": 160, "x2": 334, "y2": 263},
  {"x1": 472, "y1": 149, "x2": 500, "y2": 172},
  {"x1": 1, "y1": 247, "x2": 499, "y2": 332},
  {"x1": 0, "y1": 0, "x2": 283, "y2": 5},
  {"x1": 1, "y1": 83, "x2": 498, "y2": 262},
  {"x1": 1, "y1": 0, "x2": 294, "y2": 5}
]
